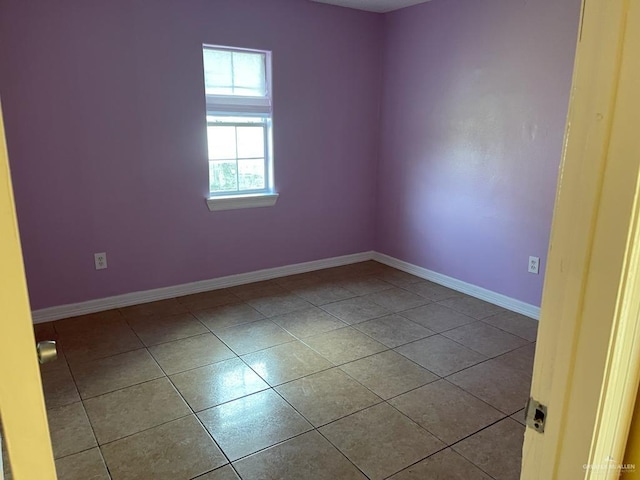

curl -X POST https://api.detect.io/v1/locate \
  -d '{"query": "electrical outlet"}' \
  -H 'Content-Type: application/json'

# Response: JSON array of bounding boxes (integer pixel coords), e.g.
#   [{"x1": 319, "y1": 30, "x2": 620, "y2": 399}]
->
[
  {"x1": 528, "y1": 256, "x2": 540, "y2": 274},
  {"x1": 94, "y1": 252, "x2": 108, "y2": 270}
]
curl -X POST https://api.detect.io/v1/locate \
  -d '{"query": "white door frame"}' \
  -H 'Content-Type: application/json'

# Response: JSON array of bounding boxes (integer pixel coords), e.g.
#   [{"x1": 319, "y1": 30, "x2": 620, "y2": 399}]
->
[
  {"x1": 521, "y1": 0, "x2": 640, "y2": 478},
  {"x1": 0, "y1": 100, "x2": 57, "y2": 478}
]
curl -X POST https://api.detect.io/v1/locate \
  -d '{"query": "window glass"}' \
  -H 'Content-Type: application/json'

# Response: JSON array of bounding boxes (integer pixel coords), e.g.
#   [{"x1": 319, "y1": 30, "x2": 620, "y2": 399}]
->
[
  {"x1": 236, "y1": 126, "x2": 264, "y2": 159},
  {"x1": 210, "y1": 160, "x2": 237, "y2": 193},
  {"x1": 207, "y1": 126, "x2": 236, "y2": 160},
  {"x1": 238, "y1": 159, "x2": 266, "y2": 190},
  {"x1": 203, "y1": 50, "x2": 233, "y2": 95},
  {"x1": 232, "y1": 52, "x2": 266, "y2": 96},
  {"x1": 203, "y1": 46, "x2": 272, "y2": 198},
  {"x1": 203, "y1": 49, "x2": 266, "y2": 97}
]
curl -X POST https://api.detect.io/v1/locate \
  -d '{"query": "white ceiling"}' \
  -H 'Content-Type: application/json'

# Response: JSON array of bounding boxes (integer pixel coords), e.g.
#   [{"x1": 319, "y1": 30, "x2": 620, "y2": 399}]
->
[{"x1": 310, "y1": 0, "x2": 431, "y2": 13}]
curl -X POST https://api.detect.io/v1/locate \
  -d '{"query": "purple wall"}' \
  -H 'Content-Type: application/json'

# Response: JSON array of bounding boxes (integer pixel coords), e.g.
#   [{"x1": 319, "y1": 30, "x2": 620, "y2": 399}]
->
[
  {"x1": 377, "y1": 0, "x2": 581, "y2": 306},
  {"x1": 1, "y1": 0, "x2": 581, "y2": 311},
  {"x1": 0, "y1": 0, "x2": 382, "y2": 309}
]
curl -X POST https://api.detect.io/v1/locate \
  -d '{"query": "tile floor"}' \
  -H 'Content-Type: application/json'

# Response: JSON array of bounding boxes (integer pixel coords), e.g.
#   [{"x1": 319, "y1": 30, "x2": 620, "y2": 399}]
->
[{"x1": 3, "y1": 261, "x2": 536, "y2": 480}]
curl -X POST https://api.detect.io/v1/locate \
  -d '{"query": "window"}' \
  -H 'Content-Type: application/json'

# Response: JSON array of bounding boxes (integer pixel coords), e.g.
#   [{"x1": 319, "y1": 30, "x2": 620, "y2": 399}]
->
[{"x1": 202, "y1": 45, "x2": 278, "y2": 211}]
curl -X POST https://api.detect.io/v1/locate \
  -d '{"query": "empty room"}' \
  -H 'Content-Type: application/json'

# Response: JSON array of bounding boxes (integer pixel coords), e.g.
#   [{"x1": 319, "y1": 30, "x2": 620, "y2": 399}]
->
[{"x1": 7, "y1": 0, "x2": 636, "y2": 478}]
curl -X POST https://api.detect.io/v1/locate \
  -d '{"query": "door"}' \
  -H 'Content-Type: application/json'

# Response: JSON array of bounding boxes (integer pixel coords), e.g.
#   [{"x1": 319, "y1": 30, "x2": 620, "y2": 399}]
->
[
  {"x1": 521, "y1": 0, "x2": 640, "y2": 478},
  {"x1": 0, "y1": 100, "x2": 57, "y2": 478}
]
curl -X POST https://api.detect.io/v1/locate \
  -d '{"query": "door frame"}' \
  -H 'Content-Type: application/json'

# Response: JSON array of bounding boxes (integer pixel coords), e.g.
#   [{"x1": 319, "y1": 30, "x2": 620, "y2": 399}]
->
[
  {"x1": 0, "y1": 100, "x2": 57, "y2": 478},
  {"x1": 521, "y1": 0, "x2": 640, "y2": 478}
]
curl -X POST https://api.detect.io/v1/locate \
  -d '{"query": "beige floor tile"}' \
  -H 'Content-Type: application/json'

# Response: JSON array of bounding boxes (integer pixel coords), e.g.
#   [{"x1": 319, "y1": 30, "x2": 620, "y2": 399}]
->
[
  {"x1": 442, "y1": 322, "x2": 530, "y2": 357},
  {"x1": 319, "y1": 403, "x2": 444, "y2": 480},
  {"x1": 369, "y1": 263, "x2": 401, "y2": 274},
  {"x1": 34, "y1": 321, "x2": 56, "y2": 342},
  {"x1": 389, "y1": 448, "x2": 492, "y2": 480},
  {"x1": 84, "y1": 377, "x2": 190, "y2": 444},
  {"x1": 233, "y1": 430, "x2": 367, "y2": 480},
  {"x1": 270, "y1": 307, "x2": 347, "y2": 338},
  {"x1": 229, "y1": 280, "x2": 288, "y2": 300},
  {"x1": 303, "y1": 327, "x2": 387, "y2": 365},
  {"x1": 290, "y1": 284, "x2": 356, "y2": 306},
  {"x1": 215, "y1": 319, "x2": 296, "y2": 355},
  {"x1": 247, "y1": 293, "x2": 313, "y2": 317},
  {"x1": 395, "y1": 335, "x2": 486, "y2": 376},
  {"x1": 58, "y1": 317, "x2": 143, "y2": 365},
  {"x1": 453, "y1": 418, "x2": 525, "y2": 480},
  {"x1": 242, "y1": 341, "x2": 333, "y2": 386},
  {"x1": 447, "y1": 358, "x2": 531, "y2": 414},
  {"x1": 438, "y1": 296, "x2": 506, "y2": 320},
  {"x1": 353, "y1": 314, "x2": 435, "y2": 348},
  {"x1": 362, "y1": 288, "x2": 428, "y2": 313},
  {"x1": 350, "y1": 261, "x2": 389, "y2": 276},
  {"x1": 119, "y1": 298, "x2": 189, "y2": 319},
  {"x1": 198, "y1": 389, "x2": 312, "y2": 461},
  {"x1": 400, "y1": 303, "x2": 476, "y2": 333},
  {"x1": 101, "y1": 415, "x2": 227, "y2": 480},
  {"x1": 47, "y1": 402, "x2": 97, "y2": 459},
  {"x1": 39, "y1": 344, "x2": 69, "y2": 369},
  {"x1": 494, "y1": 343, "x2": 536, "y2": 378},
  {"x1": 276, "y1": 368, "x2": 381, "y2": 426},
  {"x1": 389, "y1": 380, "x2": 504, "y2": 444},
  {"x1": 148, "y1": 333, "x2": 235, "y2": 375},
  {"x1": 55, "y1": 448, "x2": 109, "y2": 480},
  {"x1": 315, "y1": 264, "x2": 366, "y2": 281},
  {"x1": 193, "y1": 303, "x2": 265, "y2": 332},
  {"x1": 176, "y1": 288, "x2": 240, "y2": 311},
  {"x1": 54, "y1": 310, "x2": 124, "y2": 335},
  {"x1": 402, "y1": 281, "x2": 460, "y2": 302},
  {"x1": 482, "y1": 311, "x2": 539, "y2": 341},
  {"x1": 41, "y1": 271, "x2": 536, "y2": 480},
  {"x1": 126, "y1": 312, "x2": 208, "y2": 346},
  {"x1": 511, "y1": 409, "x2": 526, "y2": 426},
  {"x1": 40, "y1": 360, "x2": 81, "y2": 409},
  {"x1": 71, "y1": 348, "x2": 164, "y2": 399},
  {"x1": 340, "y1": 350, "x2": 438, "y2": 399},
  {"x1": 374, "y1": 270, "x2": 424, "y2": 287},
  {"x1": 334, "y1": 276, "x2": 394, "y2": 295},
  {"x1": 321, "y1": 296, "x2": 391, "y2": 324},
  {"x1": 195, "y1": 465, "x2": 241, "y2": 480},
  {"x1": 170, "y1": 357, "x2": 269, "y2": 412},
  {"x1": 274, "y1": 272, "x2": 324, "y2": 289}
]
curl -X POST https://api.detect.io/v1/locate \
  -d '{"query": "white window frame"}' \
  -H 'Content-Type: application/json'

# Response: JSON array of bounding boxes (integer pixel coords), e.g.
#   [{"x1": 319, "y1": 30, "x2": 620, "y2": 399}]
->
[{"x1": 203, "y1": 45, "x2": 278, "y2": 211}]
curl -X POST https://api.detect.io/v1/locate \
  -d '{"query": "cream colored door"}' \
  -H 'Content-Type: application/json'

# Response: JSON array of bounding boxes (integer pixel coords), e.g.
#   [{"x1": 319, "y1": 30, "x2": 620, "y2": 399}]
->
[
  {"x1": 521, "y1": 0, "x2": 640, "y2": 478},
  {"x1": 0, "y1": 101, "x2": 57, "y2": 478}
]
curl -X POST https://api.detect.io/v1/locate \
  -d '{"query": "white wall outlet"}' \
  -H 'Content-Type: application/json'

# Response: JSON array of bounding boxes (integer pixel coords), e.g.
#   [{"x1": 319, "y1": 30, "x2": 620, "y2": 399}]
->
[
  {"x1": 528, "y1": 256, "x2": 540, "y2": 274},
  {"x1": 94, "y1": 252, "x2": 108, "y2": 270}
]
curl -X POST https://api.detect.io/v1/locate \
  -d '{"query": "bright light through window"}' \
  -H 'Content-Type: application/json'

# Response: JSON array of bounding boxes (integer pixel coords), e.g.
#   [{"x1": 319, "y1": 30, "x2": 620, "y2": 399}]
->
[
  {"x1": 202, "y1": 46, "x2": 274, "y2": 197},
  {"x1": 207, "y1": 118, "x2": 267, "y2": 193}
]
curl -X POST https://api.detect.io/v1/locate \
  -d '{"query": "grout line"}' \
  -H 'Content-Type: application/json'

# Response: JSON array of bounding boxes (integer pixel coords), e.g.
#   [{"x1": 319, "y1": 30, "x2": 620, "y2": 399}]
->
[
  {"x1": 52, "y1": 444, "x2": 99, "y2": 461},
  {"x1": 159, "y1": 353, "x2": 241, "y2": 379},
  {"x1": 440, "y1": 341, "x2": 536, "y2": 381},
  {"x1": 42, "y1": 261, "x2": 530, "y2": 480},
  {"x1": 190, "y1": 463, "x2": 243, "y2": 480},
  {"x1": 95, "y1": 412, "x2": 194, "y2": 448},
  {"x1": 476, "y1": 315, "x2": 539, "y2": 342},
  {"x1": 75, "y1": 372, "x2": 168, "y2": 402},
  {"x1": 445, "y1": 416, "x2": 522, "y2": 478},
  {"x1": 314, "y1": 429, "x2": 374, "y2": 480},
  {"x1": 191, "y1": 412, "x2": 234, "y2": 473}
]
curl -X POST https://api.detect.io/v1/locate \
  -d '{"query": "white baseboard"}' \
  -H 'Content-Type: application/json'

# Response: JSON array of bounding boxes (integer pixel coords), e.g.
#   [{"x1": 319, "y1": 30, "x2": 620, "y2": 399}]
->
[
  {"x1": 31, "y1": 251, "x2": 374, "y2": 323},
  {"x1": 372, "y1": 252, "x2": 540, "y2": 320},
  {"x1": 31, "y1": 250, "x2": 540, "y2": 323}
]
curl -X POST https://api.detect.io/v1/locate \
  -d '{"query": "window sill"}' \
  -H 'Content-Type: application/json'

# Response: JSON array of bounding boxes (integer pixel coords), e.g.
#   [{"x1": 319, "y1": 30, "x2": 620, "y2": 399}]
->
[{"x1": 206, "y1": 193, "x2": 279, "y2": 212}]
